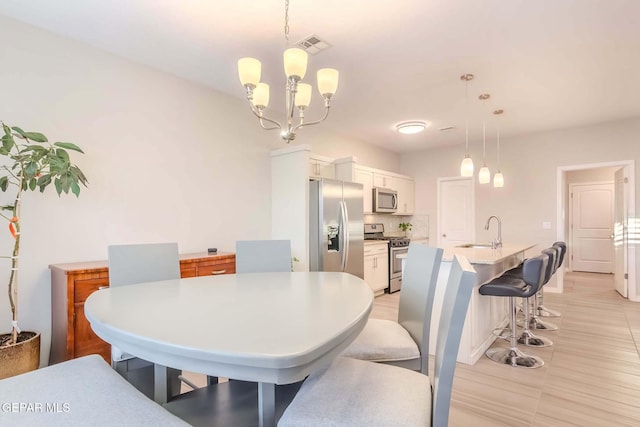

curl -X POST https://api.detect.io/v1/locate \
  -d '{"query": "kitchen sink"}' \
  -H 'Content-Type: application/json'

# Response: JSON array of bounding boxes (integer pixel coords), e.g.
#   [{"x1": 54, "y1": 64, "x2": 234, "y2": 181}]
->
[{"x1": 457, "y1": 243, "x2": 494, "y2": 249}]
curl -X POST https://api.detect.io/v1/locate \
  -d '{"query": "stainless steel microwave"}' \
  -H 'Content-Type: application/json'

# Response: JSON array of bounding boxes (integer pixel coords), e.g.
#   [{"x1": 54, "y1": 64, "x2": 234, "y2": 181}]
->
[{"x1": 373, "y1": 187, "x2": 398, "y2": 213}]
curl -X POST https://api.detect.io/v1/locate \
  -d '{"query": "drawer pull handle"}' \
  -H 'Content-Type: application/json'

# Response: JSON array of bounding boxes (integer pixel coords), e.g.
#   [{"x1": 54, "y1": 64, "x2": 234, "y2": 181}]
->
[
  {"x1": 98, "y1": 286, "x2": 108, "y2": 290},
  {"x1": 211, "y1": 269, "x2": 226, "y2": 275}
]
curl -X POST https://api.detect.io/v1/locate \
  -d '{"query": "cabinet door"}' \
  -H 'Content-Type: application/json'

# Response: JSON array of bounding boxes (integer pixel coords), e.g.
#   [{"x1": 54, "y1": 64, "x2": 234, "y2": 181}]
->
[
  {"x1": 354, "y1": 167, "x2": 374, "y2": 214},
  {"x1": 394, "y1": 177, "x2": 415, "y2": 215},
  {"x1": 373, "y1": 172, "x2": 394, "y2": 189},
  {"x1": 373, "y1": 253, "x2": 389, "y2": 292},
  {"x1": 309, "y1": 159, "x2": 335, "y2": 179},
  {"x1": 363, "y1": 255, "x2": 377, "y2": 292}
]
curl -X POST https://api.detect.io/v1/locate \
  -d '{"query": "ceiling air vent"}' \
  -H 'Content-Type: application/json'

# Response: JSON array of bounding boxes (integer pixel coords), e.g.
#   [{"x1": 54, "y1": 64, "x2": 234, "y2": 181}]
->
[
  {"x1": 297, "y1": 34, "x2": 331, "y2": 55},
  {"x1": 438, "y1": 126, "x2": 455, "y2": 131}
]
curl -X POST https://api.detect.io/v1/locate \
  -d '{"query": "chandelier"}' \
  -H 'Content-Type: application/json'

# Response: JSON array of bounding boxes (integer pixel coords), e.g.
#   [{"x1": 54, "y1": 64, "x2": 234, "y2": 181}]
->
[{"x1": 237, "y1": 0, "x2": 339, "y2": 143}]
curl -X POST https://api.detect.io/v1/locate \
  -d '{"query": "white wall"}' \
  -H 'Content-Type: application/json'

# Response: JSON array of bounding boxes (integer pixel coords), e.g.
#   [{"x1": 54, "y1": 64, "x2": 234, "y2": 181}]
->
[
  {"x1": 401, "y1": 117, "x2": 640, "y2": 297},
  {"x1": 0, "y1": 15, "x2": 399, "y2": 365}
]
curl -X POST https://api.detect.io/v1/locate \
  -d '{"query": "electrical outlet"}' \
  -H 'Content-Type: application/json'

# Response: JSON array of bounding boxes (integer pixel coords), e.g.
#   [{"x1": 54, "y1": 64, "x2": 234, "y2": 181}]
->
[{"x1": 542, "y1": 221, "x2": 552, "y2": 229}]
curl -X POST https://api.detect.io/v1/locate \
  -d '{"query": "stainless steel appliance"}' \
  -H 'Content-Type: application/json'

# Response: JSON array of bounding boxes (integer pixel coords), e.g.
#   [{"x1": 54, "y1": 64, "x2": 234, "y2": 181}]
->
[
  {"x1": 310, "y1": 179, "x2": 364, "y2": 279},
  {"x1": 373, "y1": 187, "x2": 398, "y2": 213},
  {"x1": 364, "y1": 223, "x2": 410, "y2": 293}
]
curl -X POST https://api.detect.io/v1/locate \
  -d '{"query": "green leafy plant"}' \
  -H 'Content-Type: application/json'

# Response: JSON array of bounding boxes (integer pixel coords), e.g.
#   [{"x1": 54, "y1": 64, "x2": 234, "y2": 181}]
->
[
  {"x1": 0, "y1": 123, "x2": 88, "y2": 346},
  {"x1": 399, "y1": 222, "x2": 412, "y2": 232}
]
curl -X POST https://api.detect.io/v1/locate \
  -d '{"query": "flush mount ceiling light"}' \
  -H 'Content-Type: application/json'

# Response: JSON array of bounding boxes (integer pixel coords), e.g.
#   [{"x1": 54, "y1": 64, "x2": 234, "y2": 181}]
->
[
  {"x1": 459, "y1": 74, "x2": 474, "y2": 177},
  {"x1": 237, "y1": 0, "x2": 339, "y2": 143},
  {"x1": 396, "y1": 121, "x2": 428, "y2": 134},
  {"x1": 478, "y1": 93, "x2": 491, "y2": 184}
]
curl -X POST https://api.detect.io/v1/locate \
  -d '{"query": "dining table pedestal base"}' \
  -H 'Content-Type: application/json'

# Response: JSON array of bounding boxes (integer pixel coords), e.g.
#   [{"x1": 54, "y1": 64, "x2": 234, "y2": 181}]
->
[{"x1": 164, "y1": 380, "x2": 303, "y2": 427}]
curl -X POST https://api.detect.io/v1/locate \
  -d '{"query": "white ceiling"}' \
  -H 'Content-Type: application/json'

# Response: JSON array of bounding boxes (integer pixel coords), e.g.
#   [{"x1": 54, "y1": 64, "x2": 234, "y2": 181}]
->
[{"x1": 1, "y1": 0, "x2": 638, "y2": 153}]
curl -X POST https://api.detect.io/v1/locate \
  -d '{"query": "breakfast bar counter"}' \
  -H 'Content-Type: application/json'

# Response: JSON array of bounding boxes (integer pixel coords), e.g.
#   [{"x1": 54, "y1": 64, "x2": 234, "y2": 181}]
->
[{"x1": 429, "y1": 243, "x2": 536, "y2": 364}]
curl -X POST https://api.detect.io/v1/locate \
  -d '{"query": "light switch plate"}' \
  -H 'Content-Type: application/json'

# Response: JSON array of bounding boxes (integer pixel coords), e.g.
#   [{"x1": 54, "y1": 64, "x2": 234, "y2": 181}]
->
[{"x1": 542, "y1": 221, "x2": 552, "y2": 229}]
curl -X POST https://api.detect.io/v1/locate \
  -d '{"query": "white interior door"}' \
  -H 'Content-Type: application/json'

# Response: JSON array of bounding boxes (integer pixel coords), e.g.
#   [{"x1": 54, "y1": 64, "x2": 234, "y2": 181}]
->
[
  {"x1": 570, "y1": 182, "x2": 614, "y2": 273},
  {"x1": 438, "y1": 177, "x2": 474, "y2": 247},
  {"x1": 614, "y1": 168, "x2": 628, "y2": 297}
]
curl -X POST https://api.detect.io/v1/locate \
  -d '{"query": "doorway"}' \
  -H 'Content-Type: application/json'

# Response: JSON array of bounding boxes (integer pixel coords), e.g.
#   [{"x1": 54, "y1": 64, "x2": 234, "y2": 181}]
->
[
  {"x1": 437, "y1": 177, "x2": 475, "y2": 247},
  {"x1": 557, "y1": 161, "x2": 636, "y2": 301},
  {"x1": 568, "y1": 181, "x2": 614, "y2": 273}
]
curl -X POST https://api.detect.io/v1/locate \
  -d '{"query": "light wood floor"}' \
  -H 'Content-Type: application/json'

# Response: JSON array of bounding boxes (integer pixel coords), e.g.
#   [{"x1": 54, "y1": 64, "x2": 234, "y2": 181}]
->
[
  {"x1": 373, "y1": 271, "x2": 640, "y2": 427},
  {"x1": 182, "y1": 272, "x2": 640, "y2": 426}
]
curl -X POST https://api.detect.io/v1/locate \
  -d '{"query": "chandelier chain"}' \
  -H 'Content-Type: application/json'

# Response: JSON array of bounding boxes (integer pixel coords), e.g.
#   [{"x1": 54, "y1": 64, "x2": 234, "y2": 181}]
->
[{"x1": 284, "y1": 0, "x2": 290, "y2": 45}]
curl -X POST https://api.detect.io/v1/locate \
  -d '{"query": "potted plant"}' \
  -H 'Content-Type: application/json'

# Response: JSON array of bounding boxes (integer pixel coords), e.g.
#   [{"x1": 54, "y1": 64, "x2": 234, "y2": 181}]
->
[
  {"x1": 0, "y1": 123, "x2": 87, "y2": 379},
  {"x1": 399, "y1": 222, "x2": 412, "y2": 237}
]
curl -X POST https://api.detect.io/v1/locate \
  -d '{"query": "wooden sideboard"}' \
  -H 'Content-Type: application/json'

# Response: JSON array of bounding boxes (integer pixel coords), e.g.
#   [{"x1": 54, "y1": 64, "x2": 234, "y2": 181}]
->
[{"x1": 49, "y1": 252, "x2": 236, "y2": 365}]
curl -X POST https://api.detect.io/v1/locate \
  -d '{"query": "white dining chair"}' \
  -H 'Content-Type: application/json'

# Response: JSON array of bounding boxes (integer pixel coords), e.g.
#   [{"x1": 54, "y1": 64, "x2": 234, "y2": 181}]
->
[
  {"x1": 235, "y1": 240, "x2": 292, "y2": 273},
  {"x1": 278, "y1": 254, "x2": 476, "y2": 427},
  {"x1": 341, "y1": 243, "x2": 443, "y2": 374},
  {"x1": 108, "y1": 242, "x2": 182, "y2": 402}
]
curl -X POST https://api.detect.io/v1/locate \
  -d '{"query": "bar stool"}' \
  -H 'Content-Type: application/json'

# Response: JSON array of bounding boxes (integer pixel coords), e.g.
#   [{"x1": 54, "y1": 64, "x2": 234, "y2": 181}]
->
[
  {"x1": 480, "y1": 254, "x2": 548, "y2": 368},
  {"x1": 536, "y1": 241, "x2": 566, "y2": 317},
  {"x1": 527, "y1": 248, "x2": 559, "y2": 331}
]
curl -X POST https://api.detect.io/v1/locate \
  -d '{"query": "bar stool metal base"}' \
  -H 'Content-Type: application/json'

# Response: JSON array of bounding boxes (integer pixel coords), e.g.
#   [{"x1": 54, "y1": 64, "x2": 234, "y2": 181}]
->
[
  {"x1": 517, "y1": 330, "x2": 553, "y2": 347},
  {"x1": 526, "y1": 316, "x2": 558, "y2": 331},
  {"x1": 485, "y1": 347, "x2": 544, "y2": 368},
  {"x1": 536, "y1": 304, "x2": 561, "y2": 317}
]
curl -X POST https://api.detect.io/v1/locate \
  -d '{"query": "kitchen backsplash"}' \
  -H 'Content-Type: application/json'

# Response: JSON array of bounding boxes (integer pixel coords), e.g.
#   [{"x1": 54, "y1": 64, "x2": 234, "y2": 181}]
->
[{"x1": 364, "y1": 214, "x2": 429, "y2": 240}]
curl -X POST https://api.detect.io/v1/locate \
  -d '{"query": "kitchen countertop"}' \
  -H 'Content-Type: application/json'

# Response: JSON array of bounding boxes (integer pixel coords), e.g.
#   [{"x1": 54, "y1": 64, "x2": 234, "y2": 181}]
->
[
  {"x1": 443, "y1": 243, "x2": 536, "y2": 264},
  {"x1": 364, "y1": 240, "x2": 388, "y2": 246}
]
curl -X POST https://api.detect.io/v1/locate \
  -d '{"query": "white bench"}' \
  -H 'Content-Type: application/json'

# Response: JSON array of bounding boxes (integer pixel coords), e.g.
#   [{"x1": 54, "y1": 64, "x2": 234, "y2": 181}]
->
[{"x1": 0, "y1": 354, "x2": 188, "y2": 426}]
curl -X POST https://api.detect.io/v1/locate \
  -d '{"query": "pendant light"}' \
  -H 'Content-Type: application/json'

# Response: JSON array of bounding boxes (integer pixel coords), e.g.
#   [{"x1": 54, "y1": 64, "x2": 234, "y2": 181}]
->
[
  {"x1": 478, "y1": 93, "x2": 491, "y2": 184},
  {"x1": 493, "y1": 109, "x2": 504, "y2": 188},
  {"x1": 459, "y1": 74, "x2": 474, "y2": 177}
]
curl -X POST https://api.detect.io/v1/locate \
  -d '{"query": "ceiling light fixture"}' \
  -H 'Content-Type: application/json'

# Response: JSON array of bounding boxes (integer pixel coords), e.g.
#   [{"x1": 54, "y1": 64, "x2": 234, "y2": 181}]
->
[
  {"x1": 459, "y1": 74, "x2": 474, "y2": 177},
  {"x1": 493, "y1": 109, "x2": 504, "y2": 188},
  {"x1": 237, "y1": 0, "x2": 339, "y2": 143},
  {"x1": 396, "y1": 121, "x2": 428, "y2": 134},
  {"x1": 478, "y1": 93, "x2": 491, "y2": 184}
]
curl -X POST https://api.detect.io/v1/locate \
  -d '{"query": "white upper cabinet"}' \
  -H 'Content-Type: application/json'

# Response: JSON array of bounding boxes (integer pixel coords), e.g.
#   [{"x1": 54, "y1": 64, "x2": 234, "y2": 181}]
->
[
  {"x1": 373, "y1": 172, "x2": 395, "y2": 190},
  {"x1": 308, "y1": 154, "x2": 335, "y2": 180},
  {"x1": 393, "y1": 176, "x2": 415, "y2": 215},
  {"x1": 335, "y1": 157, "x2": 414, "y2": 216}
]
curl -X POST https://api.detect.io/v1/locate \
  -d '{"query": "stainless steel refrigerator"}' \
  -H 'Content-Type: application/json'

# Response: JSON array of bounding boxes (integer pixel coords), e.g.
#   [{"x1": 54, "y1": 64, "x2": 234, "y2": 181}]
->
[{"x1": 309, "y1": 179, "x2": 364, "y2": 279}]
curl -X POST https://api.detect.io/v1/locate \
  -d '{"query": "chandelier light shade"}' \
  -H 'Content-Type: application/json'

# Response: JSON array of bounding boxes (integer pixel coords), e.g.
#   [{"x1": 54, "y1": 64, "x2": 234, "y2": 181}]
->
[
  {"x1": 478, "y1": 93, "x2": 491, "y2": 184},
  {"x1": 238, "y1": 0, "x2": 338, "y2": 143},
  {"x1": 493, "y1": 109, "x2": 505, "y2": 188},
  {"x1": 459, "y1": 74, "x2": 474, "y2": 177}
]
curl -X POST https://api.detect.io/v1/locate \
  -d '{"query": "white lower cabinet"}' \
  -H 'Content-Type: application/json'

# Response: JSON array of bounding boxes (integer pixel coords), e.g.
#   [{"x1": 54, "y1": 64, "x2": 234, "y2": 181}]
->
[{"x1": 364, "y1": 243, "x2": 389, "y2": 295}]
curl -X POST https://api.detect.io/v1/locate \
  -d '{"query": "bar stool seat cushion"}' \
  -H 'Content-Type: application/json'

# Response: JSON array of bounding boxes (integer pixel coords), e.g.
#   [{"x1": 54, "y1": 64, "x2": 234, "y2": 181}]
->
[
  {"x1": 278, "y1": 356, "x2": 431, "y2": 427},
  {"x1": 341, "y1": 319, "x2": 420, "y2": 362},
  {"x1": 479, "y1": 277, "x2": 529, "y2": 297}
]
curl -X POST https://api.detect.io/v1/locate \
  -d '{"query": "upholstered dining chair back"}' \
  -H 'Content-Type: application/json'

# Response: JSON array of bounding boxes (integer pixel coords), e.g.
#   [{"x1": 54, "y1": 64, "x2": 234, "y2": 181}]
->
[
  {"x1": 431, "y1": 254, "x2": 477, "y2": 425},
  {"x1": 398, "y1": 243, "x2": 443, "y2": 374},
  {"x1": 108, "y1": 242, "x2": 180, "y2": 287},
  {"x1": 107, "y1": 242, "x2": 182, "y2": 400},
  {"x1": 235, "y1": 240, "x2": 292, "y2": 273}
]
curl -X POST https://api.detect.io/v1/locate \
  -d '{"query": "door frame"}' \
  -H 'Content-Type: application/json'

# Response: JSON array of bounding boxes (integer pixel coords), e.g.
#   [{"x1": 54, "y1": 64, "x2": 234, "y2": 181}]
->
[
  {"x1": 437, "y1": 176, "x2": 475, "y2": 247},
  {"x1": 556, "y1": 160, "x2": 636, "y2": 301},
  {"x1": 568, "y1": 181, "x2": 615, "y2": 273}
]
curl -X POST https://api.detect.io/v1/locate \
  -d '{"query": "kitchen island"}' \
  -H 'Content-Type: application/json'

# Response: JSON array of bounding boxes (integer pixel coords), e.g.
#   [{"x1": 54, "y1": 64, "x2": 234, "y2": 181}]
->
[{"x1": 429, "y1": 243, "x2": 536, "y2": 364}]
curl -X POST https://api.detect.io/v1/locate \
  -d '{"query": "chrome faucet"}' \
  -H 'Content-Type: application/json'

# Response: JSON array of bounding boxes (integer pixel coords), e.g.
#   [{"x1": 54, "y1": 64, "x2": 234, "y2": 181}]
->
[{"x1": 485, "y1": 215, "x2": 502, "y2": 249}]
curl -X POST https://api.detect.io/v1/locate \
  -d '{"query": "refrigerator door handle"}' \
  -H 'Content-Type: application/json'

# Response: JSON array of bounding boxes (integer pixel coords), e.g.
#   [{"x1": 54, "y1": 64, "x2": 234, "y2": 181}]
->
[{"x1": 339, "y1": 200, "x2": 350, "y2": 272}]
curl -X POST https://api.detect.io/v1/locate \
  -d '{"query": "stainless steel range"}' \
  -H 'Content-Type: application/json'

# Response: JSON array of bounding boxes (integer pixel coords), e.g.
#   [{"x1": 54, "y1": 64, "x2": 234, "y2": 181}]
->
[{"x1": 364, "y1": 223, "x2": 411, "y2": 293}]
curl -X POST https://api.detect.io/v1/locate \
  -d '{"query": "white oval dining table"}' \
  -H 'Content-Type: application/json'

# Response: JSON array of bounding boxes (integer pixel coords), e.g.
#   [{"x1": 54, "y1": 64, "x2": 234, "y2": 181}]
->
[{"x1": 84, "y1": 271, "x2": 373, "y2": 427}]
